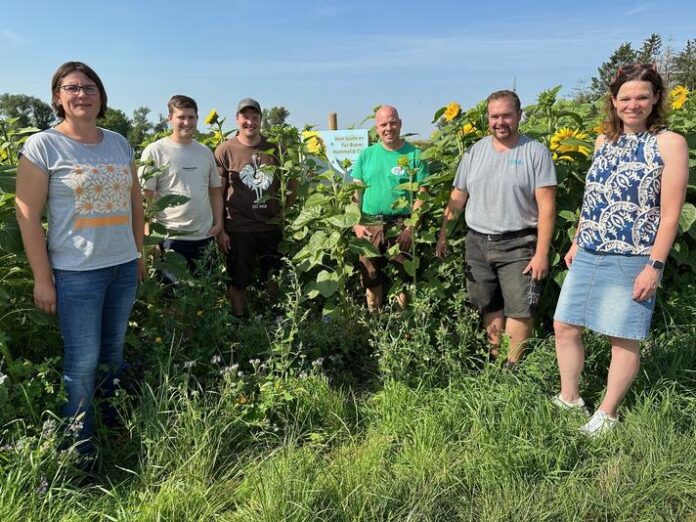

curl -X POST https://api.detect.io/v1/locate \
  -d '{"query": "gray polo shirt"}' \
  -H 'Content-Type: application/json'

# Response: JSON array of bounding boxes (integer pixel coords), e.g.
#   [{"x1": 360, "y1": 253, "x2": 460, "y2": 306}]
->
[{"x1": 453, "y1": 135, "x2": 556, "y2": 235}]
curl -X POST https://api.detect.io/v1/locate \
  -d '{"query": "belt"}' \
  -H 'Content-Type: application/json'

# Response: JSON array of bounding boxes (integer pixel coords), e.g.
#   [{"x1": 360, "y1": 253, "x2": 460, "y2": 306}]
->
[
  {"x1": 364, "y1": 214, "x2": 409, "y2": 224},
  {"x1": 469, "y1": 227, "x2": 536, "y2": 241}
]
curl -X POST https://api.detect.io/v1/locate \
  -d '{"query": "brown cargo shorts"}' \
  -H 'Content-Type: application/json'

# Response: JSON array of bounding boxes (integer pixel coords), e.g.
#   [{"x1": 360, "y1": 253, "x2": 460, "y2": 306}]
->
[{"x1": 358, "y1": 219, "x2": 412, "y2": 288}]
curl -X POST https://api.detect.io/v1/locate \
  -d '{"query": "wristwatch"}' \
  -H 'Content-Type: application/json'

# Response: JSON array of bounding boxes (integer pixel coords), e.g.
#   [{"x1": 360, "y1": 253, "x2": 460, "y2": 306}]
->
[{"x1": 646, "y1": 258, "x2": 664, "y2": 270}]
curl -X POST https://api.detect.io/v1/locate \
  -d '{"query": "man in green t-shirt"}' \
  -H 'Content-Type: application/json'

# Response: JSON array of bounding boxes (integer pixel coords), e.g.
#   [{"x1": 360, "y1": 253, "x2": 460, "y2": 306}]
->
[{"x1": 351, "y1": 105, "x2": 428, "y2": 311}]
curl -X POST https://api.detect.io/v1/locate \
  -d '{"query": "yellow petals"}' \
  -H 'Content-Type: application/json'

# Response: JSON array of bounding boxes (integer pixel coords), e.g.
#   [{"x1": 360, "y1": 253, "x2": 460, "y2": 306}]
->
[
  {"x1": 205, "y1": 109, "x2": 219, "y2": 126},
  {"x1": 443, "y1": 102, "x2": 461, "y2": 122}
]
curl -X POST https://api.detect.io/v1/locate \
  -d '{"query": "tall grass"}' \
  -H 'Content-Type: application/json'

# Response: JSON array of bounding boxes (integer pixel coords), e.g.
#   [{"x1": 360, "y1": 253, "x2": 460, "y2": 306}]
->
[{"x1": 1, "y1": 281, "x2": 695, "y2": 521}]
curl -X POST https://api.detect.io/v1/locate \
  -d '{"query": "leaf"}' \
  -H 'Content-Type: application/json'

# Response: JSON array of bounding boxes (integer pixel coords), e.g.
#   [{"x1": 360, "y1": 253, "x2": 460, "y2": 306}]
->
[
  {"x1": 553, "y1": 270, "x2": 568, "y2": 287},
  {"x1": 678, "y1": 202, "x2": 696, "y2": 233},
  {"x1": 431, "y1": 107, "x2": 446, "y2": 123},
  {"x1": 348, "y1": 238, "x2": 381, "y2": 257},
  {"x1": 152, "y1": 194, "x2": 189, "y2": 212},
  {"x1": 291, "y1": 205, "x2": 323, "y2": 229},
  {"x1": 403, "y1": 257, "x2": 420, "y2": 277},
  {"x1": 304, "y1": 193, "x2": 330, "y2": 208},
  {"x1": 555, "y1": 110, "x2": 585, "y2": 128},
  {"x1": 394, "y1": 182, "x2": 420, "y2": 192},
  {"x1": 327, "y1": 205, "x2": 361, "y2": 229},
  {"x1": 558, "y1": 210, "x2": 576, "y2": 222},
  {"x1": 315, "y1": 270, "x2": 339, "y2": 297}
]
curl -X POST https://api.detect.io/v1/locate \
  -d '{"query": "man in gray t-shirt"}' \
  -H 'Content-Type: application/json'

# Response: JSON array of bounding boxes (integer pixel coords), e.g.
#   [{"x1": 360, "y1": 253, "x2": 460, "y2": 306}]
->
[
  {"x1": 139, "y1": 95, "x2": 223, "y2": 277},
  {"x1": 436, "y1": 90, "x2": 556, "y2": 368}
]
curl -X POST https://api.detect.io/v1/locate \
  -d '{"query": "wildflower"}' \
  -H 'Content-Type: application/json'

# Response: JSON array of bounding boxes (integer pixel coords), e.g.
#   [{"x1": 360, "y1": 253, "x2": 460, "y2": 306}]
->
[
  {"x1": 443, "y1": 102, "x2": 461, "y2": 122},
  {"x1": 670, "y1": 85, "x2": 689, "y2": 110},
  {"x1": 155, "y1": 337, "x2": 163, "y2": 344},
  {"x1": 249, "y1": 358, "x2": 261, "y2": 369},
  {"x1": 549, "y1": 127, "x2": 592, "y2": 161},
  {"x1": 36, "y1": 476, "x2": 49, "y2": 496},
  {"x1": 299, "y1": 371, "x2": 308, "y2": 379},
  {"x1": 0, "y1": 372, "x2": 7, "y2": 386},
  {"x1": 41, "y1": 419, "x2": 57, "y2": 436},
  {"x1": 460, "y1": 123, "x2": 476, "y2": 137},
  {"x1": 68, "y1": 419, "x2": 84, "y2": 435},
  {"x1": 197, "y1": 310, "x2": 204, "y2": 317},
  {"x1": 183, "y1": 360, "x2": 196, "y2": 370},
  {"x1": 237, "y1": 395, "x2": 248, "y2": 405},
  {"x1": 211, "y1": 355, "x2": 222, "y2": 365},
  {"x1": 205, "y1": 109, "x2": 219, "y2": 126},
  {"x1": 397, "y1": 155, "x2": 410, "y2": 168},
  {"x1": 312, "y1": 357, "x2": 324, "y2": 369},
  {"x1": 112, "y1": 378, "x2": 120, "y2": 386},
  {"x1": 231, "y1": 363, "x2": 240, "y2": 371}
]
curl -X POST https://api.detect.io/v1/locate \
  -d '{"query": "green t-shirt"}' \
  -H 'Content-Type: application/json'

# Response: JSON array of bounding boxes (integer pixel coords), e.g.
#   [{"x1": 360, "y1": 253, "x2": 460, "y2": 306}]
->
[{"x1": 351, "y1": 142, "x2": 427, "y2": 216}]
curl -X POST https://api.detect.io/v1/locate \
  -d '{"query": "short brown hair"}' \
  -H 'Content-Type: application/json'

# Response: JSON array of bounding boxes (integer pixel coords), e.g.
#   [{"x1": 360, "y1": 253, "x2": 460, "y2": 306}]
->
[
  {"x1": 167, "y1": 95, "x2": 198, "y2": 116},
  {"x1": 51, "y1": 61, "x2": 107, "y2": 119},
  {"x1": 602, "y1": 63, "x2": 666, "y2": 142},
  {"x1": 486, "y1": 90, "x2": 521, "y2": 112}
]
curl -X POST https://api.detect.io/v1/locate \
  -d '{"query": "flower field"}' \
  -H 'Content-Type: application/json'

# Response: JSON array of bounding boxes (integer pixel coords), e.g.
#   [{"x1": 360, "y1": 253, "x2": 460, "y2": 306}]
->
[{"x1": 0, "y1": 85, "x2": 695, "y2": 520}]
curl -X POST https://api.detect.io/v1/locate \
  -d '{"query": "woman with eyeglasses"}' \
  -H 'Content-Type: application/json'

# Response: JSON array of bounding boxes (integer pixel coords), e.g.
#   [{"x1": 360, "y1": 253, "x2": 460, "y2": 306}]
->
[
  {"x1": 552, "y1": 63, "x2": 688, "y2": 436},
  {"x1": 15, "y1": 61, "x2": 144, "y2": 457}
]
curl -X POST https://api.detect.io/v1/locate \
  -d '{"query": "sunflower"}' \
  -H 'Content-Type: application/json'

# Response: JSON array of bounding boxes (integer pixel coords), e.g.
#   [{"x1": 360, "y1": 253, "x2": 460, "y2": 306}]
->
[
  {"x1": 205, "y1": 109, "x2": 219, "y2": 126},
  {"x1": 302, "y1": 131, "x2": 325, "y2": 156},
  {"x1": 549, "y1": 127, "x2": 592, "y2": 161},
  {"x1": 443, "y1": 102, "x2": 461, "y2": 122},
  {"x1": 670, "y1": 85, "x2": 689, "y2": 110},
  {"x1": 460, "y1": 123, "x2": 476, "y2": 137}
]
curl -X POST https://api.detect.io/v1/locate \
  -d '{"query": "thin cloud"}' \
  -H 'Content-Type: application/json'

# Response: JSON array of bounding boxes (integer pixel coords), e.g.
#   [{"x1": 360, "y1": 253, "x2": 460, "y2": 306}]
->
[{"x1": 0, "y1": 29, "x2": 27, "y2": 46}]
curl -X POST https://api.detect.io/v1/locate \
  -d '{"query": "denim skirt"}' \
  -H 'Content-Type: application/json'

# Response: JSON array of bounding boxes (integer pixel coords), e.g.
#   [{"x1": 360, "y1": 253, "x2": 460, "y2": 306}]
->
[{"x1": 554, "y1": 248, "x2": 656, "y2": 340}]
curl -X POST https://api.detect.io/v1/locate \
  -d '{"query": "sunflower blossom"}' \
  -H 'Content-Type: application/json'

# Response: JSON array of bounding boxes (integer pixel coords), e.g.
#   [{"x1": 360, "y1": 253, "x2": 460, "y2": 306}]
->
[
  {"x1": 670, "y1": 85, "x2": 689, "y2": 110},
  {"x1": 205, "y1": 109, "x2": 219, "y2": 126},
  {"x1": 302, "y1": 131, "x2": 325, "y2": 156},
  {"x1": 443, "y1": 102, "x2": 461, "y2": 122},
  {"x1": 460, "y1": 123, "x2": 476, "y2": 137},
  {"x1": 549, "y1": 127, "x2": 592, "y2": 161}
]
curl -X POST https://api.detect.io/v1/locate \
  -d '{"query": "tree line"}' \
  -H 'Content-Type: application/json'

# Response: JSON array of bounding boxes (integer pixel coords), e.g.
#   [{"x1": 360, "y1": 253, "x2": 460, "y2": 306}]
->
[{"x1": 2, "y1": 33, "x2": 693, "y2": 144}]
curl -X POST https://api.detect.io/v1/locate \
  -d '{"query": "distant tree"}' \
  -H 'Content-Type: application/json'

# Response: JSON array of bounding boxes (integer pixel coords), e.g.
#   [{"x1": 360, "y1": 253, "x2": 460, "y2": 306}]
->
[
  {"x1": 588, "y1": 42, "x2": 638, "y2": 99},
  {"x1": 98, "y1": 107, "x2": 132, "y2": 139},
  {"x1": 637, "y1": 33, "x2": 662, "y2": 64},
  {"x1": 128, "y1": 106, "x2": 154, "y2": 149},
  {"x1": 0, "y1": 93, "x2": 54, "y2": 129},
  {"x1": 153, "y1": 113, "x2": 169, "y2": 134},
  {"x1": 672, "y1": 39, "x2": 696, "y2": 90},
  {"x1": 262, "y1": 106, "x2": 290, "y2": 131}
]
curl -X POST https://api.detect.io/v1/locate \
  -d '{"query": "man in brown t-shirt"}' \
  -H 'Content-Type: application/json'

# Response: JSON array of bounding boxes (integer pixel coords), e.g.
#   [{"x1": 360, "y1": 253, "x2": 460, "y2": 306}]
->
[{"x1": 215, "y1": 98, "x2": 284, "y2": 317}]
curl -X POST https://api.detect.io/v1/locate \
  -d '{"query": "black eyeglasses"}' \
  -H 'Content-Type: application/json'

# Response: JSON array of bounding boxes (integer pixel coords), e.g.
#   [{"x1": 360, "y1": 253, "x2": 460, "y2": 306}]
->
[{"x1": 59, "y1": 84, "x2": 99, "y2": 96}]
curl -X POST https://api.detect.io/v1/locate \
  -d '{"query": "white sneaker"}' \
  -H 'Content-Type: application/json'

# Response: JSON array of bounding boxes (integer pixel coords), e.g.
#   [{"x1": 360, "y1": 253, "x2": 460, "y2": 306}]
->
[
  {"x1": 552, "y1": 394, "x2": 590, "y2": 416},
  {"x1": 580, "y1": 410, "x2": 618, "y2": 437}
]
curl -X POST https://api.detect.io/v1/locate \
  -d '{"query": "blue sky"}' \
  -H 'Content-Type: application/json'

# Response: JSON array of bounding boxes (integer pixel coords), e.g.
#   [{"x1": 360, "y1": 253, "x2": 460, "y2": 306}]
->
[{"x1": 1, "y1": 0, "x2": 694, "y2": 138}]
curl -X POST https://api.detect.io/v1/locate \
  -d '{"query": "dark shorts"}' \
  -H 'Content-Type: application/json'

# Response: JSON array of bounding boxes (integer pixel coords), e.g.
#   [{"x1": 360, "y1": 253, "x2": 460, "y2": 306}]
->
[
  {"x1": 358, "y1": 221, "x2": 411, "y2": 288},
  {"x1": 464, "y1": 229, "x2": 541, "y2": 318},
  {"x1": 225, "y1": 229, "x2": 283, "y2": 289},
  {"x1": 160, "y1": 237, "x2": 215, "y2": 275}
]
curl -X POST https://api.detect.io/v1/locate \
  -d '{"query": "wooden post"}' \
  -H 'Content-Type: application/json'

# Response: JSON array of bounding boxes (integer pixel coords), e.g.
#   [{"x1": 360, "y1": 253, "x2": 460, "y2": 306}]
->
[{"x1": 328, "y1": 113, "x2": 338, "y2": 130}]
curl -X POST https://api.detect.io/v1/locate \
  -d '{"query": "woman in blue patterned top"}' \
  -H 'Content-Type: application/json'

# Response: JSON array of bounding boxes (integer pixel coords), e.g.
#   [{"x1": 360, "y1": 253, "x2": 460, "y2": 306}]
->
[{"x1": 552, "y1": 64, "x2": 688, "y2": 436}]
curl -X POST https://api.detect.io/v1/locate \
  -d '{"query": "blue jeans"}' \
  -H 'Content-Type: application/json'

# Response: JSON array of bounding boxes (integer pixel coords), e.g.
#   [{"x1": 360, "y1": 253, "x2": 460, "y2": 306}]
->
[{"x1": 54, "y1": 260, "x2": 138, "y2": 451}]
